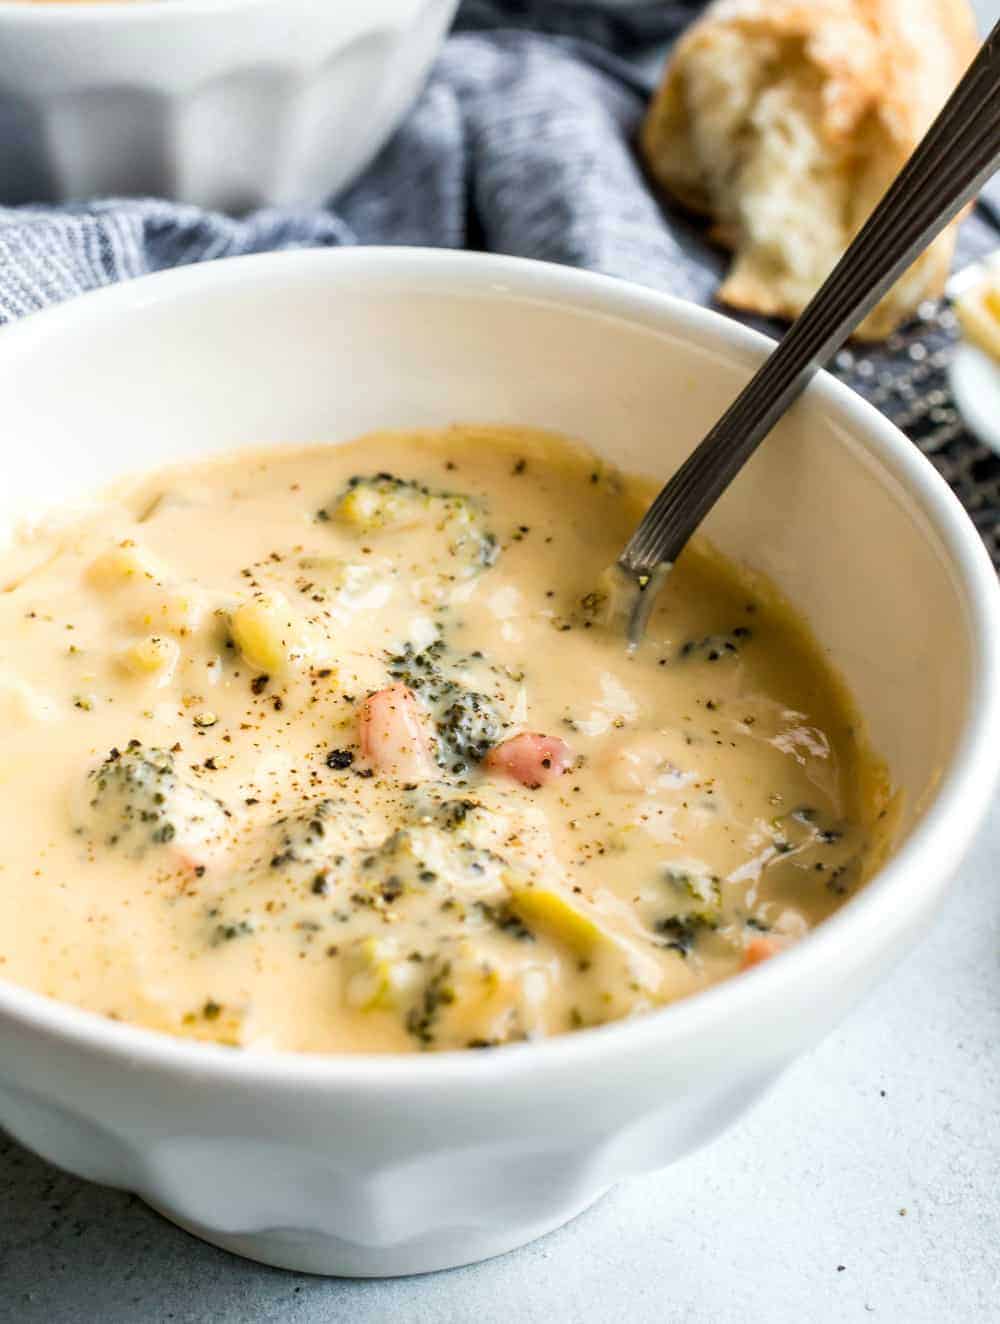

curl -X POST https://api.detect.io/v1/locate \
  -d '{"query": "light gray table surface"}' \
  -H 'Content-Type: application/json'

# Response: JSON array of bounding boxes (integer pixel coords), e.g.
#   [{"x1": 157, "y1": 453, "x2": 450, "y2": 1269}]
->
[{"x1": 2, "y1": 799, "x2": 998, "y2": 1324}]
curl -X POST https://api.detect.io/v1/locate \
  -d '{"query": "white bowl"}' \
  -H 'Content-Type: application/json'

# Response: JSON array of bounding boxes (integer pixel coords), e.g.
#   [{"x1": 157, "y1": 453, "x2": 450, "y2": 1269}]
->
[
  {"x1": 0, "y1": 249, "x2": 997, "y2": 1278},
  {"x1": 0, "y1": 0, "x2": 458, "y2": 210}
]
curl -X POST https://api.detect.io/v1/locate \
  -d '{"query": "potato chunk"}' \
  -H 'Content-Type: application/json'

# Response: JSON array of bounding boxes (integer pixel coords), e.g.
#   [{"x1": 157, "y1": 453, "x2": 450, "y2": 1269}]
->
[
  {"x1": 229, "y1": 591, "x2": 310, "y2": 675},
  {"x1": 343, "y1": 936, "x2": 422, "y2": 1012},
  {"x1": 85, "y1": 541, "x2": 159, "y2": 589},
  {"x1": 132, "y1": 585, "x2": 206, "y2": 636},
  {"x1": 119, "y1": 635, "x2": 180, "y2": 684},
  {"x1": 78, "y1": 741, "x2": 229, "y2": 860}
]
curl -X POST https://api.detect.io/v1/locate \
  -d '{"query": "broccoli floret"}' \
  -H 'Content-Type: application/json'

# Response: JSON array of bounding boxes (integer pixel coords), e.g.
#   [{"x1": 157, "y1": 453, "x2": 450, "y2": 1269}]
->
[
  {"x1": 656, "y1": 912, "x2": 718, "y2": 955},
  {"x1": 82, "y1": 741, "x2": 228, "y2": 856},
  {"x1": 432, "y1": 797, "x2": 481, "y2": 831},
  {"x1": 473, "y1": 900, "x2": 535, "y2": 943},
  {"x1": 662, "y1": 864, "x2": 721, "y2": 910},
  {"x1": 266, "y1": 799, "x2": 368, "y2": 873},
  {"x1": 355, "y1": 831, "x2": 421, "y2": 904},
  {"x1": 386, "y1": 640, "x2": 449, "y2": 694},
  {"x1": 324, "y1": 473, "x2": 431, "y2": 531},
  {"x1": 439, "y1": 691, "x2": 503, "y2": 767},
  {"x1": 405, "y1": 957, "x2": 457, "y2": 1046},
  {"x1": 355, "y1": 805, "x2": 507, "y2": 900},
  {"x1": 469, "y1": 529, "x2": 499, "y2": 571},
  {"x1": 324, "y1": 474, "x2": 498, "y2": 576},
  {"x1": 385, "y1": 641, "x2": 504, "y2": 771},
  {"x1": 656, "y1": 863, "x2": 722, "y2": 952}
]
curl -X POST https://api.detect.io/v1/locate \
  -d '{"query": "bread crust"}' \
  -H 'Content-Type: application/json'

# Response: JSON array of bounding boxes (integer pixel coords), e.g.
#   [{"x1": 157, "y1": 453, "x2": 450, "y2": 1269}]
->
[{"x1": 642, "y1": 0, "x2": 978, "y2": 339}]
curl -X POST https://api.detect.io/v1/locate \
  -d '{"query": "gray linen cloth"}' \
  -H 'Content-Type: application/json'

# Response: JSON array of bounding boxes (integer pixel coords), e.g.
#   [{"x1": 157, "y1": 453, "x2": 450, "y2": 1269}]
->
[{"x1": 1, "y1": 0, "x2": 998, "y2": 560}]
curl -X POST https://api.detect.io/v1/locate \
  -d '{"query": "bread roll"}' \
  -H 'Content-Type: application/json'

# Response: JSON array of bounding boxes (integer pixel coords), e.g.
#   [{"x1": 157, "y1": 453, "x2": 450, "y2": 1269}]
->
[{"x1": 642, "y1": 0, "x2": 978, "y2": 339}]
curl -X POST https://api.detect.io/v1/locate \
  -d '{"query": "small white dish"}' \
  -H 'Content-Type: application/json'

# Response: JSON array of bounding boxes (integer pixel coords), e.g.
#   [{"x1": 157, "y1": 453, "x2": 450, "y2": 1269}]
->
[
  {"x1": 947, "y1": 255, "x2": 1000, "y2": 455},
  {"x1": 0, "y1": 0, "x2": 458, "y2": 210},
  {"x1": 0, "y1": 248, "x2": 996, "y2": 1278}
]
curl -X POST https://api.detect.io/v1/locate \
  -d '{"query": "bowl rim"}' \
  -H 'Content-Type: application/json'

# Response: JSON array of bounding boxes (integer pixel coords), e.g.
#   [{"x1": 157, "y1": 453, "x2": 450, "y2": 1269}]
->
[{"x1": 0, "y1": 245, "x2": 997, "y2": 1091}]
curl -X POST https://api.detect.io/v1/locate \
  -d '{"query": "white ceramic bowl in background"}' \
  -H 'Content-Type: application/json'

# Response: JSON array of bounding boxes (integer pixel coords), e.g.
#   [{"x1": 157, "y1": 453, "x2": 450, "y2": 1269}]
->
[
  {"x1": 0, "y1": 249, "x2": 997, "y2": 1277},
  {"x1": 0, "y1": 0, "x2": 457, "y2": 210}
]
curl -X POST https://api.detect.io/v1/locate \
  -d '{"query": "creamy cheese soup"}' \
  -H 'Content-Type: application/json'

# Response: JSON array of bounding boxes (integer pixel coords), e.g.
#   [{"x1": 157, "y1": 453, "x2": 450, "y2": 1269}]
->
[{"x1": 0, "y1": 427, "x2": 891, "y2": 1053}]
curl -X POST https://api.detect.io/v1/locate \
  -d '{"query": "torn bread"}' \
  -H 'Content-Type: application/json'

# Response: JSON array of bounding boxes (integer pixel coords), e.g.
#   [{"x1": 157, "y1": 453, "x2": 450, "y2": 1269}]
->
[{"x1": 642, "y1": 0, "x2": 978, "y2": 339}]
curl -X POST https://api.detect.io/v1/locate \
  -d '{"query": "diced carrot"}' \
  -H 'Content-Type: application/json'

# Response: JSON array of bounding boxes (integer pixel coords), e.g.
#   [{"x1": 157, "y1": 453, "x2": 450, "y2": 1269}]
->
[
  {"x1": 484, "y1": 732, "x2": 574, "y2": 789},
  {"x1": 741, "y1": 936, "x2": 782, "y2": 971},
  {"x1": 358, "y1": 683, "x2": 437, "y2": 782}
]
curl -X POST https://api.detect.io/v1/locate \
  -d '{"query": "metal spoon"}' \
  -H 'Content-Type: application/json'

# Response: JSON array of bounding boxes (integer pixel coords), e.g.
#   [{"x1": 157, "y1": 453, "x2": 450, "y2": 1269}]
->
[{"x1": 616, "y1": 17, "x2": 1000, "y2": 647}]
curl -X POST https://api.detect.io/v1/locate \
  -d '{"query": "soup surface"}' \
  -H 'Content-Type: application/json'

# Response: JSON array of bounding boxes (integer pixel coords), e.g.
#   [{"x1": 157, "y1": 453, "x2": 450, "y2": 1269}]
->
[{"x1": 0, "y1": 427, "x2": 890, "y2": 1053}]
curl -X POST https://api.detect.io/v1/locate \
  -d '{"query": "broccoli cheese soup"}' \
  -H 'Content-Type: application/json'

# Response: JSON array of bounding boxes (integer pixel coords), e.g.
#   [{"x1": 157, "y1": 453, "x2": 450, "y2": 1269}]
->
[{"x1": 0, "y1": 427, "x2": 892, "y2": 1053}]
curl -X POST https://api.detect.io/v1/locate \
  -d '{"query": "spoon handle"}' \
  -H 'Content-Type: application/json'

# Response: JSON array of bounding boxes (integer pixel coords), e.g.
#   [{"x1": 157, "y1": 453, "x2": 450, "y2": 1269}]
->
[{"x1": 619, "y1": 17, "x2": 1000, "y2": 589}]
